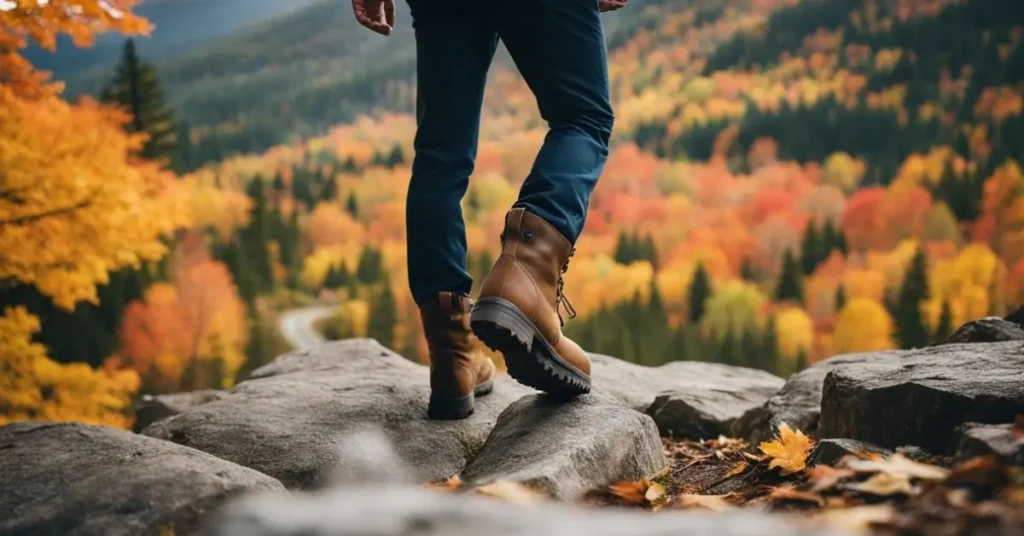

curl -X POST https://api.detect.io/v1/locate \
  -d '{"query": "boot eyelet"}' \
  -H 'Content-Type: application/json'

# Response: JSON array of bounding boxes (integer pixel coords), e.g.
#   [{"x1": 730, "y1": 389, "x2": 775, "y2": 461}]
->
[{"x1": 523, "y1": 229, "x2": 534, "y2": 240}]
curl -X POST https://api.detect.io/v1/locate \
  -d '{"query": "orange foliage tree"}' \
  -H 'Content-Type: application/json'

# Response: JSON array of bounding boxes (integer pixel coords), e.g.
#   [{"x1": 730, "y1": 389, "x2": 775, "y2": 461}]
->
[{"x1": 117, "y1": 260, "x2": 248, "y2": 392}]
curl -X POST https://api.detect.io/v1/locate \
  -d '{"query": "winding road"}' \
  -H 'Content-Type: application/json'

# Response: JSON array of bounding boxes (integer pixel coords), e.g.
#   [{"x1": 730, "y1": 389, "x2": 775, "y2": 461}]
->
[{"x1": 278, "y1": 305, "x2": 335, "y2": 350}]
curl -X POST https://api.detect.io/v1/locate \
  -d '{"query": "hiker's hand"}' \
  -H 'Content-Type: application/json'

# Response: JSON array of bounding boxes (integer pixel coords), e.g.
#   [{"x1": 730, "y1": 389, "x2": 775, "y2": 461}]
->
[
  {"x1": 599, "y1": 0, "x2": 627, "y2": 12},
  {"x1": 353, "y1": 0, "x2": 395, "y2": 36}
]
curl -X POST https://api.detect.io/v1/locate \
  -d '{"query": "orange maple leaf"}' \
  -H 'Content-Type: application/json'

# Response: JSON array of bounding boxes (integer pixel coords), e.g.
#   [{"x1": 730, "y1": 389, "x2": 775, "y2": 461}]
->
[{"x1": 758, "y1": 423, "x2": 815, "y2": 476}]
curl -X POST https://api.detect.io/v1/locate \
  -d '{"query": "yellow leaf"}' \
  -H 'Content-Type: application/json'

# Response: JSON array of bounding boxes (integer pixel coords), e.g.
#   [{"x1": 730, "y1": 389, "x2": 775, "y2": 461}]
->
[
  {"x1": 846, "y1": 472, "x2": 914, "y2": 496},
  {"x1": 758, "y1": 423, "x2": 815, "y2": 476},
  {"x1": 472, "y1": 480, "x2": 544, "y2": 505},
  {"x1": 676, "y1": 494, "x2": 734, "y2": 513},
  {"x1": 844, "y1": 453, "x2": 950, "y2": 481},
  {"x1": 724, "y1": 461, "x2": 749, "y2": 479},
  {"x1": 645, "y1": 481, "x2": 667, "y2": 504}
]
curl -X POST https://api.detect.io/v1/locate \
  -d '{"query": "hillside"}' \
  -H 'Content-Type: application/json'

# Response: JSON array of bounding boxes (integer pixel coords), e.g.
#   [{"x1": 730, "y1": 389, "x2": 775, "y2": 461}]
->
[
  {"x1": 26, "y1": 0, "x2": 321, "y2": 81},
  {"x1": 6, "y1": 0, "x2": 1024, "y2": 412}
]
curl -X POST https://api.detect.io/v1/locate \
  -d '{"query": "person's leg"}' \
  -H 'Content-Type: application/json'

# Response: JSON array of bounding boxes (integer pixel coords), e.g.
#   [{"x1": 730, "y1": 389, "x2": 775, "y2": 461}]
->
[
  {"x1": 405, "y1": 0, "x2": 498, "y2": 307},
  {"x1": 469, "y1": 0, "x2": 613, "y2": 398},
  {"x1": 491, "y1": 0, "x2": 614, "y2": 244}
]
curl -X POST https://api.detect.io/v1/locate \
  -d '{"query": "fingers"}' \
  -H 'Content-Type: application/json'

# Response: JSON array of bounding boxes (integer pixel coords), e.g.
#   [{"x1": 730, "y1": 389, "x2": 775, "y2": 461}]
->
[
  {"x1": 598, "y1": 0, "x2": 627, "y2": 12},
  {"x1": 353, "y1": 0, "x2": 393, "y2": 36},
  {"x1": 384, "y1": 0, "x2": 396, "y2": 29}
]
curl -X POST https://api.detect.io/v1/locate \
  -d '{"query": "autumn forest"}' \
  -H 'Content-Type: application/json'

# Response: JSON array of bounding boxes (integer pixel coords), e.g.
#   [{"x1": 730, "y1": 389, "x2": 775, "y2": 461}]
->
[{"x1": 2, "y1": 0, "x2": 1024, "y2": 428}]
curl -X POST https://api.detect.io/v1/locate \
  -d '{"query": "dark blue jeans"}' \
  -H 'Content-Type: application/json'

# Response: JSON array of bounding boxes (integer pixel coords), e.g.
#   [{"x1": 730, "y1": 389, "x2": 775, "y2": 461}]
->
[{"x1": 405, "y1": 0, "x2": 614, "y2": 307}]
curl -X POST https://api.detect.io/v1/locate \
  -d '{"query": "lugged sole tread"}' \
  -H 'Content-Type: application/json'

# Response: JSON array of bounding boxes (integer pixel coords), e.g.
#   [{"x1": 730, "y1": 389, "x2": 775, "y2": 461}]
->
[{"x1": 472, "y1": 319, "x2": 590, "y2": 398}]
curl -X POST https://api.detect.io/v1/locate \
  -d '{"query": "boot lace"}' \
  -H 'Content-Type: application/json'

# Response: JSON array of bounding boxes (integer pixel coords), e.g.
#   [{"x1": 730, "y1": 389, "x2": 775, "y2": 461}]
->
[{"x1": 556, "y1": 247, "x2": 577, "y2": 327}]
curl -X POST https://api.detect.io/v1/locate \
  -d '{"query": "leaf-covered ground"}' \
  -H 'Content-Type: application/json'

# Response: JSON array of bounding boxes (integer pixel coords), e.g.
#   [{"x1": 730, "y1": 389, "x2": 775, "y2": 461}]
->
[{"x1": 429, "y1": 421, "x2": 1024, "y2": 535}]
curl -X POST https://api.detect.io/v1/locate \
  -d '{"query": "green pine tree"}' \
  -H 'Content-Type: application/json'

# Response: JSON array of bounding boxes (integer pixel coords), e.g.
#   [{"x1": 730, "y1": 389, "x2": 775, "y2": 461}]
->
[
  {"x1": 800, "y1": 220, "x2": 823, "y2": 274},
  {"x1": 688, "y1": 263, "x2": 712, "y2": 323},
  {"x1": 101, "y1": 38, "x2": 177, "y2": 163},
  {"x1": 762, "y1": 316, "x2": 781, "y2": 376},
  {"x1": 345, "y1": 191, "x2": 360, "y2": 218},
  {"x1": 614, "y1": 230, "x2": 636, "y2": 265},
  {"x1": 356, "y1": 247, "x2": 383, "y2": 285},
  {"x1": 367, "y1": 276, "x2": 398, "y2": 350},
  {"x1": 740, "y1": 257, "x2": 758, "y2": 282},
  {"x1": 935, "y1": 299, "x2": 954, "y2": 342},
  {"x1": 834, "y1": 285, "x2": 847, "y2": 312},
  {"x1": 793, "y1": 350, "x2": 809, "y2": 375},
  {"x1": 895, "y1": 247, "x2": 930, "y2": 349},
  {"x1": 775, "y1": 249, "x2": 805, "y2": 303}
]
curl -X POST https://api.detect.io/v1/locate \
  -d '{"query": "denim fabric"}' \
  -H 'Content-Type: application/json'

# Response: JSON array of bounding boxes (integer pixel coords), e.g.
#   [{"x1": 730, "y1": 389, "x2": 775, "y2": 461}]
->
[{"x1": 405, "y1": 0, "x2": 614, "y2": 306}]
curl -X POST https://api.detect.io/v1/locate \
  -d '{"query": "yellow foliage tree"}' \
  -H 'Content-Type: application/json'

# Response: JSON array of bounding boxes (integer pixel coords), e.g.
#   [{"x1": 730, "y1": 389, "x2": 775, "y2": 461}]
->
[
  {"x1": 0, "y1": 87, "x2": 188, "y2": 310},
  {"x1": 0, "y1": 2, "x2": 183, "y2": 428},
  {"x1": 774, "y1": 307, "x2": 814, "y2": 362},
  {"x1": 701, "y1": 280, "x2": 766, "y2": 339},
  {"x1": 0, "y1": 307, "x2": 140, "y2": 428},
  {"x1": 833, "y1": 298, "x2": 896, "y2": 354},
  {"x1": 0, "y1": 0, "x2": 149, "y2": 97}
]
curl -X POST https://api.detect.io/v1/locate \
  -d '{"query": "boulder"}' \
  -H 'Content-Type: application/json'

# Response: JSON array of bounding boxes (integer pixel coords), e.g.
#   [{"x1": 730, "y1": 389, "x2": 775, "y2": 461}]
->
[
  {"x1": 460, "y1": 394, "x2": 666, "y2": 500},
  {"x1": 956, "y1": 422, "x2": 1024, "y2": 465},
  {"x1": 589, "y1": 354, "x2": 784, "y2": 416},
  {"x1": 644, "y1": 367, "x2": 783, "y2": 440},
  {"x1": 132, "y1": 389, "x2": 224, "y2": 432},
  {"x1": 937, "y1": 317, "x2": 1024, "y2": 345},
  {"x1": 808, "y1": 438, "x2": 892, "y2": 467},
  {"x1": 144, "y1": 339, "x2": 532, "y2": 489},
  {"x1": 202, "y1": 483, "x2": 841, "y2": 536},
  {"x1": 731, "y1": 351, "x2": 899, "y2": 444},
  {"x1": 0, "y1": 422, "x2": 283, "y2": 536},
  {"x1": 819, "y1": 341, "x2": 1024, "y2": 453}
]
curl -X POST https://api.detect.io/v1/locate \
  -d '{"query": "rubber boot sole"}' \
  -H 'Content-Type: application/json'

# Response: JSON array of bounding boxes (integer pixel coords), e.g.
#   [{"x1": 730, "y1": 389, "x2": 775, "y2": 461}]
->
[
  {"x1": 470, "y1": 297, "x2": 591, "y2": 398},
  {"x1": 427, "y1": 379, "x2": 494, "y2": 420}
]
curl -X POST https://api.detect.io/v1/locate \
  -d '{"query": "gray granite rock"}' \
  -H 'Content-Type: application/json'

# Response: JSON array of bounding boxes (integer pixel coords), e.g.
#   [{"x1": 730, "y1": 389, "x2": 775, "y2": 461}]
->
[
  {"x1": 0, "y1": 422, "x2": 284, "y2": 536},
  {"x1": 956, "y1": 422, "x2": 1024, "y2": 464},
  {"x1": 144, "y1": 339, "x2": 532, "y2": 490},
  {"x1": 133, "y1": 389, "x2": 225, "y2": 433},
  {"x1": 808, "y1": 438, "x2": 892, "y2": 466},
  {"x1": 645, "y1": 368, "x2": 783, "y2": 440},
  {"x1": 937, "y1": 317, "x2": 1024, "y2": 345},
  {"x1": 460, "y1": 394, "x2": 666, "y2": 500},
  {"x1": 819, "y1": 341, "x2": 1024, "y2": 453},
  {"x1": 731, "y1": 351, "x2": 899, "y2": 444}
]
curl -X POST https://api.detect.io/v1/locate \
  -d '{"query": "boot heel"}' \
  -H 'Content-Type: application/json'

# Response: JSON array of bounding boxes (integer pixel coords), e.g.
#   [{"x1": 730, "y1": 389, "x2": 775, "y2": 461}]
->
[
  {"x1": 470, "y1": 298, "x2": 536, "y2": 352},
  {"x1": 428, "y1": 394, "x2": 474, "y2": 420}
]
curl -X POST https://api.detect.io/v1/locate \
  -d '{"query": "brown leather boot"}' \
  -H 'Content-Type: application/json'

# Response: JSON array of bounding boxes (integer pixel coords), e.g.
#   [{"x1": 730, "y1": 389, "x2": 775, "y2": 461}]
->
[
  {"x1": 421, "y1": 291, "x2": 496, "y2": 420},
  {"x1": 471, "y1": 208, "x2": 591, "y2": 397}
]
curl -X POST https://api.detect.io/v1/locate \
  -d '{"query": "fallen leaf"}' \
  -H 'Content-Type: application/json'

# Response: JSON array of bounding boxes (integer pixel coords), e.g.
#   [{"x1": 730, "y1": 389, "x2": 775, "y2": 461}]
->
[
  {"x1": 853, "y1": 449, "x2": 884, "y2": 460},
  {"x1": 946, "y1": 455, "x2": 1008, "y2": 488},
  {"x1": 758, "y1": 423, "x2": 815, "y2": 476},
  {"x1": 844, "y1": 453, "x2": 950, "y2": 480},
  {"x1": 608, "y1": 478, "x2": 652, "y2": 505},
  {"x1": 767, "y1": 486, "x2": 825, "y2": 508},
  {"x1": 724, "y1": 461, "x2": 749, "y2": 479},
  {"x1": 472, "y1": 480, "x2": 544, "y2": 505},
  {"x1": 806, "y1": 465, "x2": 856, "y2": 492},
  {"x1": 645, "y1": 481, "x2": 668, "y2": 504},
  {"x1": 816, "y1": 504, "x2": 896, "y2": 531},
  {"x1": 846, "y1": 472, "x2": 914, "y2": 496},
  {"x1": 742, "y1": 451, "x2": 766, "y2": 462},
  {"x1": 676, "y1": 494, "x2": 734, "y2": 513},
  {"x1": 426, "y1": 475, "x2": 463, "y2": 491}
]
